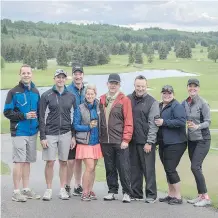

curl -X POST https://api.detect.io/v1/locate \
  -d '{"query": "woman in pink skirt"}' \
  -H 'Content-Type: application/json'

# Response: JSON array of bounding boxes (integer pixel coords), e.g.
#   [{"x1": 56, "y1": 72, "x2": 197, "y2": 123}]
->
[{"x1": 74, "y1": 84, "x2": 103, "y2": 201}]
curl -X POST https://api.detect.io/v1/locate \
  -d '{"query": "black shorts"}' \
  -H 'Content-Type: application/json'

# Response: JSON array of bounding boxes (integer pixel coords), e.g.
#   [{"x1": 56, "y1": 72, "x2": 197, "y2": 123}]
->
[{"x1": 68, "y1": 147, "x2": 76, "y2": 160}]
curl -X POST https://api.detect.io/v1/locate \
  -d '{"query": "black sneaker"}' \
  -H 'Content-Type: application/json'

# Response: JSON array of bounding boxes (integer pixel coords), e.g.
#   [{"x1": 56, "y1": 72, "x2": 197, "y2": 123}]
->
[
  {"x1": 168, "y1": 197, "x2": 183, "y2": 205},
  {"x1": 159, "y1": 196, "x2": 172, "y2": 203},
  {"x1": 73, "y1": 185, "x2": 83, "y2": 196},
  {"x1": 65, "y1": 185, "x2": 71, "y2": 198}
]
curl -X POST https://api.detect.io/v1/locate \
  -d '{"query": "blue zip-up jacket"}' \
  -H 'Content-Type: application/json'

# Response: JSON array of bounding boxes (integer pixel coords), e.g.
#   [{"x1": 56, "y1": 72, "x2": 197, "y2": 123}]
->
[
  {"x1": 74, "y1": 100, "x2": 99, "y2": 145},
  {"x1": 157, "y1": 99, "x2": 187, "y2": 146},
  {"x1": 67, "y1": 82, "x2": 85, "y2": 106},
  {"x1": 4, "y1": 81, "x2": 40, "y2": 136}
]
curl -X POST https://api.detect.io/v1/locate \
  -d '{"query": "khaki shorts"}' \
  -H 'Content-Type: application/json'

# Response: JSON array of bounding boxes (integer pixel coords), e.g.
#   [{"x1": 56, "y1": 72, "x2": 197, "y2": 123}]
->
[
  {"x1": 12, "y1": 134, "x2": 37, "y2": 163},
  {"x1": 42, "y1": 131, "x2": 72, "y2": 161}
]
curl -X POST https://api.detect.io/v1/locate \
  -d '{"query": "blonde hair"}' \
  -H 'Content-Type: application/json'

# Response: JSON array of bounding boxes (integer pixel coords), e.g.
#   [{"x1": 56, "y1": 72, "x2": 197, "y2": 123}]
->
[
  {"x1": 85, "y1": 84, "x2": 97, "y2": 94},
  {"x1": 20, "y1": 64, "x2": 32, "y2": 74}
]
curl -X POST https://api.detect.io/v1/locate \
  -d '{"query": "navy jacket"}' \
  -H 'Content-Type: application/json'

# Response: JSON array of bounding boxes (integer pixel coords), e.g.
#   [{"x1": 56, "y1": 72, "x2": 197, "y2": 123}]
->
[
  {"x1": 4, "y1": 81, "x2": 40, "y2": 136},
  {"x1": 157, "y1": 99, "x2": 187, "y2": 146}
]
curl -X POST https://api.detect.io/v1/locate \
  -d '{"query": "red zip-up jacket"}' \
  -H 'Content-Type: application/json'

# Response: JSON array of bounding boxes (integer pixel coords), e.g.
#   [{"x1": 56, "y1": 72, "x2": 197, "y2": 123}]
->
[{"x1": 99, "y1": 92, "x2": 133, "y2": 144}]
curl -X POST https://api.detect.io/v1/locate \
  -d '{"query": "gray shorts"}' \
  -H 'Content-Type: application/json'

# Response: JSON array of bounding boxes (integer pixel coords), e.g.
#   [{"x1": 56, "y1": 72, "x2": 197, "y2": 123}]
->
[
  {"x1": 42, "y1": 131, "x2": 72, "y2": 161},
  {"x1": 12, "y1": 134, "x2": 37, "y2": 163}
]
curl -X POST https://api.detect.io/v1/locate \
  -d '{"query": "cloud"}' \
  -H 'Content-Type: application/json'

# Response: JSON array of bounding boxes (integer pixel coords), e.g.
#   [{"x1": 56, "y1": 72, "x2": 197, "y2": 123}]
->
[{"x1": 1, "y1": 1, "x2": 218, "y2": 31}]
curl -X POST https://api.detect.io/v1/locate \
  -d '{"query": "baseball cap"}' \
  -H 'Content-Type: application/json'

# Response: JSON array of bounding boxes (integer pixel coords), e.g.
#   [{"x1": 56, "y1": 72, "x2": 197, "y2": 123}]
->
[
  {"x1": 72, "y1": 64, "x2": 84, "y2": 74},
  {"x1": 161, "y1": 85, "x2": 174, "y2": 93},
  {"x1": 108, "y1": 73, "x2": 121, "y2": 83},
  {"x1": 187, "y1": 78, "x2": 200, "y2": 86},
  {"x1": 54, "y1": 69, "x2": 67, "y2": 77}
]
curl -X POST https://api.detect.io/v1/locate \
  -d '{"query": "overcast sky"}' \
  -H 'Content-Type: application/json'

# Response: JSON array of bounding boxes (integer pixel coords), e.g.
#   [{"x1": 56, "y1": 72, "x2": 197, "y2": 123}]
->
[{"x1": 1, "y1": 0, "x2": 218, "y2": 32}]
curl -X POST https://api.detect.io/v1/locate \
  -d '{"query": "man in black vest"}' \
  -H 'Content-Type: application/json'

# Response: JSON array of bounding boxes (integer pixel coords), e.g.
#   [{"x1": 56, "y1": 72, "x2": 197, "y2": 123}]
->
[{"x1": 128, "y1": 75, "x2": 159, "y2": 203}]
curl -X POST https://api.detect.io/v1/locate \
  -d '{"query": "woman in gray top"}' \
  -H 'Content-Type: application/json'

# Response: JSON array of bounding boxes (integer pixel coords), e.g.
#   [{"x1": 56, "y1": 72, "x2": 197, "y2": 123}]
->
[{"x1": 182, "y1": 78, "x2": 211, "y2": 207}]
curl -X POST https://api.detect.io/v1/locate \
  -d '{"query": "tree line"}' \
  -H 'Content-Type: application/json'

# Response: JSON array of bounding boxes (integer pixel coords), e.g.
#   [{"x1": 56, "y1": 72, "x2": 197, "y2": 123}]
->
[{"x1": 1, "y1": 19, "x2": 218, "y2": 69}]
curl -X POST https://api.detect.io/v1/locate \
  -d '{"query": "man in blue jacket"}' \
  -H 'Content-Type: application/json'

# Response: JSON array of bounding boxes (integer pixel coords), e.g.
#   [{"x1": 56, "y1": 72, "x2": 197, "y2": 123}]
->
[
  {"x1": 4, "y1": 64, "x2": 41, "y2": 202},
  {"x1": 65, "y1": 64, "x2": 85, "y2": 196}
]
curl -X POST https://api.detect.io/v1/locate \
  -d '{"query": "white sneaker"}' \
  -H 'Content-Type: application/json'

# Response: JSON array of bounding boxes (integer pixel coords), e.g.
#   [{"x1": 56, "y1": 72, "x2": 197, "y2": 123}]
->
[
  {"x1": 42, "y1": 189, "x2": 52, "y2": 201},
  {"x1": 122, "y1": 193, "x2": 131, "y2": 203},
  {"x1": 194, "y1": 198, "x2": 211, "y2": 207},
  {"x1": 59, "y1": 188, "x2": 69, "y2": 200},
  {"x1": 187, "y1": 196, "x2": 202, "y2": 204},
  {"x1": 103, "y1": 193, "x2": 116, "y2": 201}
]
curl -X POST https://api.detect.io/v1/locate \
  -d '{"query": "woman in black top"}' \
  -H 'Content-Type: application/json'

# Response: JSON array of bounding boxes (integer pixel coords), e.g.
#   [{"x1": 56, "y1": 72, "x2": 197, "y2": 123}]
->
[{"x1": 155, "y1": 85, "x2": 187, "y2": 205}]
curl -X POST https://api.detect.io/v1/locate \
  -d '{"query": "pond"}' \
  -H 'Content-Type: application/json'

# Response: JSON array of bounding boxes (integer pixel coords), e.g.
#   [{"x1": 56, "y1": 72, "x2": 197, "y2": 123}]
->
[{"x1": 1, "y1": 69, "x2": 196, "y2": 112}]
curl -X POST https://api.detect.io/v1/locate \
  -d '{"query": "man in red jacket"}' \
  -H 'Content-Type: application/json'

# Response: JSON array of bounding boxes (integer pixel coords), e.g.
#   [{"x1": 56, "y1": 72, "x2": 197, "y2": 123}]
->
[{"x1": 99, "y1": 73, "x2": 133, "y2": 203}]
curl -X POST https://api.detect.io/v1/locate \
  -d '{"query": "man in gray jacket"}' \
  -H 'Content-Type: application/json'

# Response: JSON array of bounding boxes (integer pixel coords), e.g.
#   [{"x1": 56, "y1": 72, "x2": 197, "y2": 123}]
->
[
  {"x1": 39, "y1": 69, "x2": 76, "y2": 201},
  {"x1": 128, "y1": 75, "x2": 159, "y2": 203}
]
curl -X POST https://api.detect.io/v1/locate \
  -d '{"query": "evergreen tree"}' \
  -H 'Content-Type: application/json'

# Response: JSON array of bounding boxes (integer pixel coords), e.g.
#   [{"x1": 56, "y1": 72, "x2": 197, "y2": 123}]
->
[
  {"x1": 128, "y1": 47, "x2": 135, "y2": 64},
  {"x1": 119, "y1": 42, "x2": 127, "y2": 55},
  {"x1": 158, "y1": 43, "x2": 168, "y2": 60},
  {"x1": 2, "y1": 24, "x2": 8, "y2": 34},
  {"x1": 20, "y1": 44, "x2": 27, "y2": 61},
  {"x1": 175, "y1": 42, "x2": 192, "y2": 58},
  {"x1": 142, "y1": 43, "x2": 148, "y2": 54},
  {"x1": 111, "y1": 44, "x2": 119, "y2": 55},
  {"x1": 56, "y1": 46, "x2": 68, "y2": 66},
  {"x1": 128, "y1": 42, "x2": 132, "y2": 52},
  {"x1": 86, "y1": 47, "x2": 98, "y2": 66},
  {"x1": 37, "y1": 44, "x2": 47, "y2": 69},
  {"x1": 1, "y1": 56, "x2": 5, "y2": 69},
  {"x1": 146, "y1": 45, "x2": 154, "y2": 63},
  {"x1": 152, "y1": 42, "x2": 160, "y2": 50},
  {"x1": 98, "y1": 46, "x2": 110, "y2": 65},
  {"x1": 135, "y1": 49, "x2": 143, "y2": 64}
]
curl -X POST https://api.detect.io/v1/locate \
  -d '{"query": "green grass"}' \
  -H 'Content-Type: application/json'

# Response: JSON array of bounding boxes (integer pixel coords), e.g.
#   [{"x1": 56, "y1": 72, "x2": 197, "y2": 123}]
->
[
  {"x1": 0, "y1": 161, "x2": 10, "y2": 175},
  {"x1": 211, "y1": 131, "x2": 218, "y2": 148},
  {"x1": 95, "y1": 151, "x2": 218, "y2": 208},
  {"x1": 1, "y1": 114, "x2": 10, "y2": 134}
]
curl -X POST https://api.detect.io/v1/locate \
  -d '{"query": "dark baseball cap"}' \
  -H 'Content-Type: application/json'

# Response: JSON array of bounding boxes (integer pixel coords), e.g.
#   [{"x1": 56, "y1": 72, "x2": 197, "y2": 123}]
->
[
  {"x1": 187, "y1": 78, "x2": 200, "y2": 86},
  {"x1": 108, "y1": 73, "x2": 121, "y2": 83},
  {"x1": 54, "y1": 69, "x2": 67, "y2": 77},
  {"x1": 72, "y1": 64, "x2": 84, "y2": 74},
  {"x1": 161, "y1": 85, "x2": 174, "y2": 93}
]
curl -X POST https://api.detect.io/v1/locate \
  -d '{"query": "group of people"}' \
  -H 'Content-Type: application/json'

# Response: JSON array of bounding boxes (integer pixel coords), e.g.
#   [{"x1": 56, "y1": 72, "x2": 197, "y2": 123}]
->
[{"x1": 4, "y1": 64, "x2": 212, "y2": 207}]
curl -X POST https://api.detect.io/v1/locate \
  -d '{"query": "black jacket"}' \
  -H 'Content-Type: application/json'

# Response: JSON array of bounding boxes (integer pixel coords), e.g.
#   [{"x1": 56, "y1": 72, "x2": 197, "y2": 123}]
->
[
  {"x1": 128, "y1": 92, "x2": 159, "y2": 145},
  {"x1": 157, "y1": 99, "x2": 187, "y2": 146},
  {"x1": 39, "y1": 86, "x2": 76, "y2": 140}
]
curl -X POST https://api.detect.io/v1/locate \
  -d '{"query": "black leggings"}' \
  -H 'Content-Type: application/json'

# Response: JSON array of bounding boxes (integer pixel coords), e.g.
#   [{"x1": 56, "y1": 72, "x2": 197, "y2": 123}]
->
[
  {"x1": 188, "y1": 140, "x2": 210, "y2": 194},
  {"x1": 159, "y1": 143, "x2": 187, "y2": 184}
]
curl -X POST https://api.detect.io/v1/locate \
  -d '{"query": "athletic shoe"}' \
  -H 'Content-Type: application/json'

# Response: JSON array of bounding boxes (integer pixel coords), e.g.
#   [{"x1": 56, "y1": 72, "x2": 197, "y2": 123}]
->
[
  {"x1": 103, "y1": 193, "x2": 117, "y2": 201},
  {"x1": 159, "y1": 196, "x2": 173, "y2": 203},
  {"x1": 194, "y1": 198, "x2": 211, "y2": 207},
  {"x1": 130, "y1": 196, "x2": 144, "y2": 201},
  {"x1": 168, "y1": 197, "x2": 183, "y2": 205},
  {"x1": 72, "y1": 185, "x2": 83, "y2": 196},
  {"x1": 145, "y1": 198, "x2": 157, "y2": 203},
  {"x1": 81, "y1": 193, "x2": 91, "y2": 201},
  {"x1": 89, "y1": 191, "x2": 97, "y2": 200},
  {"x1": 21, "y1": 189, "x2": 41, "y2": 199},
  {"x1": 65, "y1": 185, "x2": 71, "y2": 197},
  {"x1": 122, "y1": 193, "x2": 131, "y2": 203},
  {"x1": 59, "y1": 188, "x2": 70, "y2": 200},
  {"x1": 42, "y1": 189, "x2": 52, "y2": 201},
  {"x1": 187, "y1": 196, "x2": 202, "y2": 204},
  {"x1": 12, "y1": 191, "x2": 27, "y2": 202}
]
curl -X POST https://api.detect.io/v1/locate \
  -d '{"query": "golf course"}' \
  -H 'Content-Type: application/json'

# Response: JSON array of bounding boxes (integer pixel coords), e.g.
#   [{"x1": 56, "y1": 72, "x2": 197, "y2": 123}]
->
[{"x1": 1, "y1": 45, "x2": 218, "y2": 207}]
